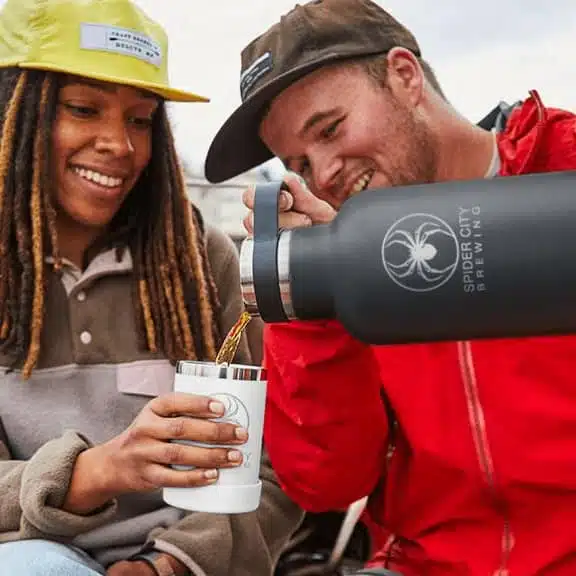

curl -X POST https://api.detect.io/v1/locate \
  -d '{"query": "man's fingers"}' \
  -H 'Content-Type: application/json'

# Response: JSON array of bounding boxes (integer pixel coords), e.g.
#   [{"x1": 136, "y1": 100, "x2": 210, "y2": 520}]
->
[
  {"x1": 279, "y1": 190, "x2": 294, "y2": 211},
  {"x1": 244, "y1": 208, "x2": 313, "y2": 235},
  {"x1": 242, "y1": 185, "x2": 256, "y2": 210},
  {"x1": 149, "y1": 392, "x2": 225, "y2": 419},
  {"x1": 242, "y1": 185, "x2": 295, "y2": 235},
  {"x1": 279, "y1": 211, "x2": 312, "y2": 229},
  {"x1": 284, "y1": 172, "x2": 336, "y2": 224},
  {"x1": 242, "y1": 185, "x2": 293, "y2": 212},
  {"x1": 242, "y1": 171, "x2": 334, "y2": 234},
  {"x1": 243, "y1": 212, "x2": 254, "y2": 235}
]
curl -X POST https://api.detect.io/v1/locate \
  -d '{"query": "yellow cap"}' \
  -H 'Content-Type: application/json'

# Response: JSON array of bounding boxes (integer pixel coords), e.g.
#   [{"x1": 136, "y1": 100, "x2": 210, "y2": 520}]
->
[{"x1": 0, "y1": 0, "x2": 208, "y2": 102}]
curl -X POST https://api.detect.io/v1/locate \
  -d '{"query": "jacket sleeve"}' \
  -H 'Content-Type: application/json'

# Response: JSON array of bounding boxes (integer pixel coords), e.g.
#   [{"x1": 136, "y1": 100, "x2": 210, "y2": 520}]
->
[
  {"x1": 146, "y1": 225, "x2": 304, "y2": 576},
  {"x1": 262, "y1": 320, "x2": 390, "y2": 513},
  {"x1": 0, "y1": 430, "x2": 117, "y2": 542}
]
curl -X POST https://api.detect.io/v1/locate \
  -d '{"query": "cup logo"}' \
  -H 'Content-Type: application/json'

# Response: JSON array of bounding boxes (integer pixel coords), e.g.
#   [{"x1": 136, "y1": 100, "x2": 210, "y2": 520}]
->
[
  {"x1": 211, "y1": 393, "x2": 250, "y2": 430},
  {"x1": 381, "y1": 213, "x2": 460, "y2": 292}
]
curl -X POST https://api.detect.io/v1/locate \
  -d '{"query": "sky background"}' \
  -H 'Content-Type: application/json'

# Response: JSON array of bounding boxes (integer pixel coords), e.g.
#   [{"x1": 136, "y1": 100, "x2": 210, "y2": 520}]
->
[
  {"x1": 4, "y1": 0, "x2": 575, "y2": 177},
  {"x1": 132, "y1": 0, "x2": 576, "y2": 177}
]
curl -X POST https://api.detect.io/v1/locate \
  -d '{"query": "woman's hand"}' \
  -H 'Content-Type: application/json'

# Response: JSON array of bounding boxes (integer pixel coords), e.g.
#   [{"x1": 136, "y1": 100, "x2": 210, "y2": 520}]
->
[
  {"x1": 106, "y1": 560, "x2": 156, "y2": 576},
  {"x1": 106, "y1": 554, "x2": 188, "y2": 576},
  {"x1": 64, "y1": 392, "x2": 247, "y2": 514}
]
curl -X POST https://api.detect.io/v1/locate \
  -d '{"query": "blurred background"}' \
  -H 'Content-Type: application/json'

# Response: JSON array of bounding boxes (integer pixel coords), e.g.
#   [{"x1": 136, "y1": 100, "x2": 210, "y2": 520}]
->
[
  {"x1": 135, "y1": 0, "x2": 575, "y2": 246},
  {"x1": 6, "y1": 0, "x2": 575, "y2": 247}
]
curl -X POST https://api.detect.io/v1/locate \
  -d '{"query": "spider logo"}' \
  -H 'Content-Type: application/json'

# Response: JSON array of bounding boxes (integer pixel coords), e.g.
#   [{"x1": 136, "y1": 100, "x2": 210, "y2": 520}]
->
[{"x1": 381, "y1": 213, "x2": 460, "y2": 292}]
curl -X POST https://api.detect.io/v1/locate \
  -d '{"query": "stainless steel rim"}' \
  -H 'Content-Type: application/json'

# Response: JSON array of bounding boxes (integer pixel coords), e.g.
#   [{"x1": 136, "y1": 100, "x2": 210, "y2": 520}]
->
[
  {"x1": 277, "y1": 229, "x2": 295, "y2": 319},
  {"x1": 238, "y1": 231, "x2": 296, "y2": 320},
  {"x1": 176, "y1": 360, "x2": 267, "y2": 381},
  {"x1": 239, "y1": 237, "x2": 258, "y2": 316}
]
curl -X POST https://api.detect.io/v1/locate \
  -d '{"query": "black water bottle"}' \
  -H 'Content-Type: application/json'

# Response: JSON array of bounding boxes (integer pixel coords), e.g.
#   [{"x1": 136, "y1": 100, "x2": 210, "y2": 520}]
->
[{"x1": 240, "y1": 171, "x2": 576, "y2": 344}]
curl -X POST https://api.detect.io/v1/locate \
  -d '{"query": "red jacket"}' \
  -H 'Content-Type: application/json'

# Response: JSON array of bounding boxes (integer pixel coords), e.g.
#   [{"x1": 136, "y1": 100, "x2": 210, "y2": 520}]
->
[{"x1": 263, "y1": 92, "x2": 576, "y2": 576}]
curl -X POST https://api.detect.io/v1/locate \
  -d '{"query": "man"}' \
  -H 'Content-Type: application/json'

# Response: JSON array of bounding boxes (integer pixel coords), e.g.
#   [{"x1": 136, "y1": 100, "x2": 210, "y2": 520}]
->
[{"x1": 205, "y1": 0, "x2": 576, "y2": 575}]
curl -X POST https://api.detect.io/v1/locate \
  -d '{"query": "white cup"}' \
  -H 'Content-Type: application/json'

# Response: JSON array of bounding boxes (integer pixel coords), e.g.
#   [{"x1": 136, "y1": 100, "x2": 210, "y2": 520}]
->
[{"x1": 162, "y1": 361, "x2": 267, "y2": 514}]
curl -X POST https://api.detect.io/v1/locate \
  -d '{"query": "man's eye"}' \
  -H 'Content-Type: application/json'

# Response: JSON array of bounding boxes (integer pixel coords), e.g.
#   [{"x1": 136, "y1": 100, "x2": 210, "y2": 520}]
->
[
  {"x1": 321, "y1": 118, "x2": 343, "y2": 139},
  {"x1": 298, "y1": 158, "x2": 311, "y2": 178}
]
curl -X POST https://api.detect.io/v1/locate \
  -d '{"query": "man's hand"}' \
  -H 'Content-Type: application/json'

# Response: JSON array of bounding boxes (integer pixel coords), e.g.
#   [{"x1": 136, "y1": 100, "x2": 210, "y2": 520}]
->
[{"x1": 242, "y1": 171, "x2": 336, "y2": 234}]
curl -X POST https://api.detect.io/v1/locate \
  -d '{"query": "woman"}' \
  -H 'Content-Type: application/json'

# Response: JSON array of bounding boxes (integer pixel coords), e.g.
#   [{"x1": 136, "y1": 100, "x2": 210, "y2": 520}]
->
[{"x1": 0, "y1": 0, "x2": 302, "y2": 575}]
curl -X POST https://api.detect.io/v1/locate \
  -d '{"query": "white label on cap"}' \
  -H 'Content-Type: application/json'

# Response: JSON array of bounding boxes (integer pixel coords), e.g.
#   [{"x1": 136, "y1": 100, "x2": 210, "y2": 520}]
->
[
  {"x1": 80, "y1": 23, "x2": 162, "y2": 68},
  {"x1": 240, "y1": 51, "x2": 273, "y2": 101}
]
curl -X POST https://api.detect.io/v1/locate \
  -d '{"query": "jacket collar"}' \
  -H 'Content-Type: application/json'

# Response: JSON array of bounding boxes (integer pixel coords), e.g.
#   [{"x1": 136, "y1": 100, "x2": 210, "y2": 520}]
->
[{"x1": 496, "y1": 90, "x2": 549, "y2": 175}]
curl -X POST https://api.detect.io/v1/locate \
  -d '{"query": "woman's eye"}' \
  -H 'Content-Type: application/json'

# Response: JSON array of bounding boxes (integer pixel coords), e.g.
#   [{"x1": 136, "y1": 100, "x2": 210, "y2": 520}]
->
[
  {"x1": 63, "y1": 103, "x2": 97, "y2": 118},
  {"x1": 129, "y1": 116, "x2": 154, "y2": 129}
]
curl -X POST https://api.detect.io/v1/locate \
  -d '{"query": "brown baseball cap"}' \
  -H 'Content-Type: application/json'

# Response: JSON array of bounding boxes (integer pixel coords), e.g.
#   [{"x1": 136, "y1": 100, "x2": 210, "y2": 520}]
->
[{"x1": 204, "y1": 0, "x2": 420, "y2": 183}]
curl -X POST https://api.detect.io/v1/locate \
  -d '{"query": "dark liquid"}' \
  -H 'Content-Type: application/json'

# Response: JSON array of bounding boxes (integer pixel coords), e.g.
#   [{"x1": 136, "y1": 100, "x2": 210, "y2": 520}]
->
[{"x1": 215, "y1": 311, "x2": 252, "y2": 364}]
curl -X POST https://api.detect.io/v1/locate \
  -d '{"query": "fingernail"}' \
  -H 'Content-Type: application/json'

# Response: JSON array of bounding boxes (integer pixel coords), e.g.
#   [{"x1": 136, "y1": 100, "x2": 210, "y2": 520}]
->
[
  {"x1": 204, "y1": 469, "x2": 218, "y2": 480},
  {"x1": 209, "y1": 401, "x2": 225, "y2": 415},
  {"x1": 228, "y1": 450, "x2": 243, "y2": 462},
  {"x1": 235, "y1": 427, "x2": 248, "y2": 441}
]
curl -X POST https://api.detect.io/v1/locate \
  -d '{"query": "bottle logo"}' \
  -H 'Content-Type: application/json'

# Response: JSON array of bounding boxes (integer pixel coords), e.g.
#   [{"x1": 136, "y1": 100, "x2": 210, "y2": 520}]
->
[{"x1": 381, "y1": 213, "x2": 460, "y2": 292}]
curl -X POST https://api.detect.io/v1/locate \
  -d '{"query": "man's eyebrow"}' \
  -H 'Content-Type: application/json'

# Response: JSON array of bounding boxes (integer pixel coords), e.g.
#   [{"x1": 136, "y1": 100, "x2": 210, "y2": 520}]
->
[{"x1": 297, "y1": 108, "x2": 340, "y2": 138}]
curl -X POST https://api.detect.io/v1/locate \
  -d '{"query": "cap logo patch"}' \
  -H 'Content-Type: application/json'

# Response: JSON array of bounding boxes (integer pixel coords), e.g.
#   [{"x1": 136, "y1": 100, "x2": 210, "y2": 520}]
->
[
  {"x1": 80, "y1": 23, "x2": 163, "y2": 68},
  {"x1": 240, "y1": 51, "x2": 273, "y2": 100}
]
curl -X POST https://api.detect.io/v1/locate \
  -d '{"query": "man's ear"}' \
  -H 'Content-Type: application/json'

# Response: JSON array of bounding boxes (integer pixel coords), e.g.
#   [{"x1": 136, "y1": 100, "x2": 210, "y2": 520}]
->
[{"x1": 385, "y1": 47, "x2": 424, "y2": 108}]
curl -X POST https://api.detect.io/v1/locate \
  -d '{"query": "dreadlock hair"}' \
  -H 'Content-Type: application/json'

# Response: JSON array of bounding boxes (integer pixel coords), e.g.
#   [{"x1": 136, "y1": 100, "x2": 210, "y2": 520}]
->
[{"x1": 0, "y1": 67, "x2": 221, "y2": 379}]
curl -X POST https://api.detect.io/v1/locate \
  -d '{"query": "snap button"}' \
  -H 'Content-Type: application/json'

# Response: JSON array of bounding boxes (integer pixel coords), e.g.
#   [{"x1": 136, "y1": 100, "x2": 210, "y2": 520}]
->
[
  {"x1": 77, "y1": 291, "x2": 86, "y2": 302},
  {"x1": 80, "y1": 331, "x2": 92, "y2": 345}
]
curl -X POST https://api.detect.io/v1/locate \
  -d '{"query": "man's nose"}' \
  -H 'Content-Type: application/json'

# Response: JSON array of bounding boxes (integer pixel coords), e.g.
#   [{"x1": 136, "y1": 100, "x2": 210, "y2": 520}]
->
[
  {"x1": 94, "y1": 117, "x2": 134, "y2": 157},
  {"x1": 311, "y1": 151, "x2": 342, "y2": 193}
]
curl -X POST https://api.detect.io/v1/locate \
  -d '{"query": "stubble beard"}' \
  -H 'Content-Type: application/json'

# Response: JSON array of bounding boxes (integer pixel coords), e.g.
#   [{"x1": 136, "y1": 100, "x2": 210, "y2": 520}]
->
[{"x1": 387, "y1": 96, "x2": 439, "y2": 187}]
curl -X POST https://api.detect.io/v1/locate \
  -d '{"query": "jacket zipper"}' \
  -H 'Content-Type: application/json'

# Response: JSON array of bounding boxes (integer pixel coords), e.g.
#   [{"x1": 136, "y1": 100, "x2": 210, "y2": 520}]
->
[{"x1": 458, "y1": 341, "x2": 514, "y2": 575}]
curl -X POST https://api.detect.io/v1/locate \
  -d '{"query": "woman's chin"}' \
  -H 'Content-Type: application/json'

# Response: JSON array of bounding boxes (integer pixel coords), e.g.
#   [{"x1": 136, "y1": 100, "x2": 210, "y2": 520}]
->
[{"x1": 58, "y1": 204, "x2": 117, "y2": 234}]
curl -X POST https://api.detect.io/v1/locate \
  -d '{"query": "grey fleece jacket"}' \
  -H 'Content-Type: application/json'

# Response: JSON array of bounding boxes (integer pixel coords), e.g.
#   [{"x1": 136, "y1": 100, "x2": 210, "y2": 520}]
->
[{"x1": 0, "y1": 225, "x2": 304, "y2": 575}]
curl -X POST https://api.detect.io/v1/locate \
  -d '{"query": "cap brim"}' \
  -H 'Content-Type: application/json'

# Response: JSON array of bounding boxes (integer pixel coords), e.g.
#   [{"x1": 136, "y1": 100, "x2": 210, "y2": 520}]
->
[
  {"x1": 205, "y1": 47, "x2": 392, "y2": 183},
  {"x1": 205, "y1": 56, "x2": 351, "y2": 184},
  {"x1": 19, "y1": 61, "x2": 209, "y2": 102}
]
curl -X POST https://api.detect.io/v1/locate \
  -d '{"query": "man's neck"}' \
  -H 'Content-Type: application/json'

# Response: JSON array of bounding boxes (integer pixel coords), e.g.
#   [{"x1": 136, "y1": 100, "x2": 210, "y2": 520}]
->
[{"x1": 434, "y1": 118, "x2": 497, "y2": 184}]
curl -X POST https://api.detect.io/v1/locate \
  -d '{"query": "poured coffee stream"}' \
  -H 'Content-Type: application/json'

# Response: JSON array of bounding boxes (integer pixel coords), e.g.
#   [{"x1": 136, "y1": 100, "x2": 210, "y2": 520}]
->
[{"x1": 215, "y1": 311, "x2": 252, "y2": 365}]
